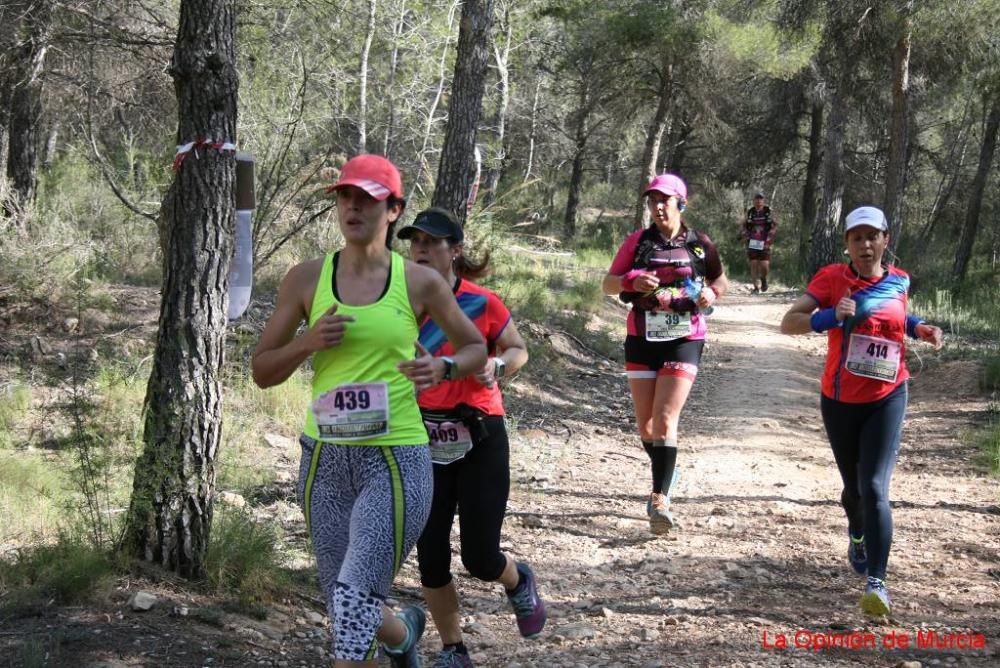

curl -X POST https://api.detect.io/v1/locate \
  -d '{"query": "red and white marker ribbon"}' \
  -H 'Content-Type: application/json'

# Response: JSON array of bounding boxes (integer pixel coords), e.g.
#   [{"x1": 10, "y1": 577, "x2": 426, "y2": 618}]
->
[{"x1": 173, "y1": 139, "x2": 237, "y2": 171}]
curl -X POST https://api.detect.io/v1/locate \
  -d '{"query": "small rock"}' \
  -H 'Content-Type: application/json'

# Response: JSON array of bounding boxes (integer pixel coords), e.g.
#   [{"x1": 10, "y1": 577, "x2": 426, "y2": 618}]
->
[
  {"x1": 601, "y1": 607, "x2": 614, "y2": 618},
  {"x1": 895, "y1": 662, "x2": 922, "y2": 668},
  {"x1": 557, "y1": 623, "x2": 596, "y2": 639},
  {"x1": 641, "y1": 628, "x2": 660, "y2": 642},
  {"x1": 305, "y1": 611, "x2": 325, "y2": 625},
  {"x1": 463, "y1": 622, "x2": 489, "y2": 635},
  {"x1": 264, "y1": 433, "x2": 291, "y2": 448},
  {"x1": 217, "y1": 491, "x2": 247, "y2": 508},
  {"x1": 128, "y1": 591, "x2": 157, "y2": 611}
]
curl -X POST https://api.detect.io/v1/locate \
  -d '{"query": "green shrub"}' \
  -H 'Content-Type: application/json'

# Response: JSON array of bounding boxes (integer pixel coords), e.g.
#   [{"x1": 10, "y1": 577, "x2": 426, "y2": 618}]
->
[
  {"x1": 0, "y1": 455, "x2": 67, "y2": 542},
  {"x1": 0, "y1": 381, "x2": 31, "y2": 449},
  {"x1": 0, "y1": 535, "x2": 116, "y2": 607},
  {"x1": 980, "y1": 356, "x2": 1000, "y2": 392},
  {"x1": 205, "y1": 509, "x2": 285, "y2": 618},
  {"x1": 973, "y1": 403, "x2": 1000, "y2": 478}
]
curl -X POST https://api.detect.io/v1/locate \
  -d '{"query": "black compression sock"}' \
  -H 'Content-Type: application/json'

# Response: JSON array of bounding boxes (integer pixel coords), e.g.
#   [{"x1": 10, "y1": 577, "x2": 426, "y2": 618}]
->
[
  {"x1": 444, "y1": 642, "x2": 468, "y2": 655},
  {"x1": 641, "y1": 440, "x2": 654, "y2": 459},
  {"x1": 648, "y1": 440, "x2": 668, "y2": 493},
  {"x1": 659, "y1": 440, "x2": 678, "y2": 497}
]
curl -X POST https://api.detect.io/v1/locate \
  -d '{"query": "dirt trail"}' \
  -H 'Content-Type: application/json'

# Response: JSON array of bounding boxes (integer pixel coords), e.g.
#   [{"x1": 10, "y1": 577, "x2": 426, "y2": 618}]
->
[
  {"x1": 396, "y1": 289, "x2": 1000, "y2": 667},
  {"x1": 3, "y1": 289, "x2": 998, "y2": 668}
]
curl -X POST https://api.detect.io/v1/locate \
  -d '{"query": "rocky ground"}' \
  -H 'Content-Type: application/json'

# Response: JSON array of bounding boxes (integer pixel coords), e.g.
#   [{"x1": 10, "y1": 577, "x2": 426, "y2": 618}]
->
[{"x1": 2, "y1": 287, "x2": 998, "y2": 667}]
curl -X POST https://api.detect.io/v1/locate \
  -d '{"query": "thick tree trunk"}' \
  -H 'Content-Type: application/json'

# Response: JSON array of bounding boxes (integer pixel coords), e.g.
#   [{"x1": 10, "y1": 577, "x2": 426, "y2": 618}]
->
[
  {"x1": 431, "y1": 0, "x2": 495, "y2": 223},
  {"x1": 481, "y1": 2, "x2": 511, "y2": 209},
  {"x1": 884, "y1": 9, "x2": 912, "y2": 253},
  {"x1": 3, "y1": 0, "x2": 51, "y2": 221},
  {"x1": 800, "y1": 100, "x2": 824, "y2": 263},
  {"x1": 358, "y1": 0, "x2": 376, "y2": 153},
  {"x1": 952, "y1": 99, "x2": 1000, "y2": 282},
  {"x1": 632, "y1": 62, "x2": 673, "y2": 230},
  {"x1": 125, "y1": 0, "x2": 238, "y2": 580},
  {"x1": 808, "y1": 86, "x2": 847, "y2": 275}
]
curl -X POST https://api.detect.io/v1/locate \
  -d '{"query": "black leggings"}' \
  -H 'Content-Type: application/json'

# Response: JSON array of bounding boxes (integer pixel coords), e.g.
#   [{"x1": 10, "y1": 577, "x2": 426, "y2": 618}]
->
[
  {"x1": 820, "y1": 382, "x2": 907, "y2": 580},
  {"x1": 416, "y1": 415, "x2": 509, "y2": 589}
]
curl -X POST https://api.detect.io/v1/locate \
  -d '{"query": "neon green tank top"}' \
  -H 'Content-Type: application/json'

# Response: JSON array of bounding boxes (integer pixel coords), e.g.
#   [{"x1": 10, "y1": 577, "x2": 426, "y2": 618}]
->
[{"x1": 302, "y1": 251, "x2": 426, "y2": 445}]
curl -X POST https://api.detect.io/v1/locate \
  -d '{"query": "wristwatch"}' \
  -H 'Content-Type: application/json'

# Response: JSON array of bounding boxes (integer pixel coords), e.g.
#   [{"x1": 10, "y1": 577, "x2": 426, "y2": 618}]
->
[
  {"x1": 493, "y1": 357, "x2": 506, "y2": 379},
  {"x1": 441, "y1": 356, "x2": 456, "y2": 380}
]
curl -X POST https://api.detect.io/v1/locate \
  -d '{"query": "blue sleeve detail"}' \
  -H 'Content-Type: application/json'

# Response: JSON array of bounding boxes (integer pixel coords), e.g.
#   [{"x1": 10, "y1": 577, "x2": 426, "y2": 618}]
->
[
  {"x1": 810, "y1": 308, "x2": 841, "y2": 333},
  {"x1": 906, "y1": 314, "x2": 924, "y2": 339},
  {"x1": 494, "y1": 314, "x2": 512, "y2": 341}
]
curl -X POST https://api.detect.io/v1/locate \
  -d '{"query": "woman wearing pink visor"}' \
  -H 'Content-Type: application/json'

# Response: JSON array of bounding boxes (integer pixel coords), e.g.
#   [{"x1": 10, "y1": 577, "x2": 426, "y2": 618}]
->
[{"x1": 602, "y1": 173, "x2": 728, "y2": 532}]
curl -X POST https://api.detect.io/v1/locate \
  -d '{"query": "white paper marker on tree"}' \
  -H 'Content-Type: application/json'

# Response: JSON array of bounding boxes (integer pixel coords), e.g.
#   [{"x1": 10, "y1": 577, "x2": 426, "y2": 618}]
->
[{"x1": 229, "y1": 152, "x2": 255, "y2": 320}]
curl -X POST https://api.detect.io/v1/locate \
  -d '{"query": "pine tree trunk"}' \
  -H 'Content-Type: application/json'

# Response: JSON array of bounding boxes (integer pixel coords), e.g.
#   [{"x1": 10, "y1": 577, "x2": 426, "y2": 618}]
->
[
  {"x1": 800, "y1": 100, "x2": 824, "y2": 263},
  {"x1": 808, "y1": 86, "x2": 847, "y2": 275},
  {"x1": 952, "y1": 99, "x2": 1000, "y2": 281},
  {"x1": 632, "y1": 62, "x2": 673, "y2": 230},
  {"x1": 3, "y1": 0, "x2": 51, "y2": 221},
  {"x1": 382, "y1": 0, "x2": 407, "y2": 156},
  {"x1": 125, "y1": 0, "x2": 238, "y2": 580},
  {"x1": 884, "y1": 8, "x2": 912, "y2": 253},
  {"x1": 563, "y1": 107, "x2": 587, "y2": 240},
  {"x1": 358, "y1": 0, "x2": 377, "y2": 153},
  {"x1": 481, "y1": 2, "x2": 511, "y2": 209},
  {"x1": 431, "y1": 0, "x2": 494, "y2": 223}
]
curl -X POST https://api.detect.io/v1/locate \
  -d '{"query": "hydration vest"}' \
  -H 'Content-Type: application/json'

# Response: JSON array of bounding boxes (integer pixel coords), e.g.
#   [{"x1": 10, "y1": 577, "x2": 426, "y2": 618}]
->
[
  {"x1": 746, "y1": 206, "x2": 773, "y2": 237},
  {"x1": 619, "y1": 226, "x2": 708, "y2": 308}
]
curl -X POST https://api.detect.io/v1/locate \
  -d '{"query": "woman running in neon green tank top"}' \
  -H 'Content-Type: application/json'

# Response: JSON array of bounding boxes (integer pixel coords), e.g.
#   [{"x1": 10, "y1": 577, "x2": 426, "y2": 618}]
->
[{"x1": 252, "y1": 154, "x2": 487, "y2": 668}]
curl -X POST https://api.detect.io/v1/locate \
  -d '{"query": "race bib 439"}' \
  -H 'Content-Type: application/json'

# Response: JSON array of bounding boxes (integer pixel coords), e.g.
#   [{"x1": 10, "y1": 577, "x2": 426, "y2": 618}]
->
[{"x1": 313, "y1": 383, "x2": 390, "y2": 440}]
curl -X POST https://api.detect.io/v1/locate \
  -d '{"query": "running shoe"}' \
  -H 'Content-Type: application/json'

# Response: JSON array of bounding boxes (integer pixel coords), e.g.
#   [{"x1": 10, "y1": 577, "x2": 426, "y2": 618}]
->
[
  {"x1": 860, "y1": 576, "x2": 891, "y2": 617},
  {"x1": 506, "y1": 562, "x2": 547, "y2": 638},
  {"x1": 848, "y1": 534, "x2": 867, "y2": 576},
  {"x1": 761, "y1": 277, "x2": 768, "y2": 292},
  {"x1": 646, "y1": 492, "x2": 675, "y2": 534},
  {"x1": 384, "y1": 606, "x2": 426, "y2": 668},
  {"x1": 751, "y1": 286, "x2": 760, "y2": 295},
  {"x1": 432, "y1": 647, "x2": 474, "y2": 668}
]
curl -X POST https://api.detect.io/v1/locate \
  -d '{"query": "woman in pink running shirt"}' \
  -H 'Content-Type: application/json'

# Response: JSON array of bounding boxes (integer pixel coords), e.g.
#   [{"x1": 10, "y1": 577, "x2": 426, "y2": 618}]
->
[{"x1": 602, "y1": 173, "x2": 728, "y2": 533}]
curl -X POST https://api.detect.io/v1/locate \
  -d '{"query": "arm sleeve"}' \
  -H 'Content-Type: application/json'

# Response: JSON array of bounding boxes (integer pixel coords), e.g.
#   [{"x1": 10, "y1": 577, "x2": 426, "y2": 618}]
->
[
  {"x1": 905, "y1": 314, "x2": 925, "y2": 339},
  {"x1": 697, "y1": 231, "x2": 724, "y2": 281},
  {"x1": 608, "y1": 231, "x2": 641, "y2": 274}
]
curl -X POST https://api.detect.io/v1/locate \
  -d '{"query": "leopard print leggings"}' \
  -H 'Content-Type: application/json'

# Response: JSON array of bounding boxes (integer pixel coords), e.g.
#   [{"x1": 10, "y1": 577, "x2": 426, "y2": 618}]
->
[{"x1": 298, "y1": 435, "x2": 433, "y2": 661}]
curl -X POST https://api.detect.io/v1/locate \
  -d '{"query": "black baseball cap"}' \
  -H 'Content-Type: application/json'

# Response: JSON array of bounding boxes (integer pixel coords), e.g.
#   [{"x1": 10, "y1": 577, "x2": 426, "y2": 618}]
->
[
  {"x1": 753, "y1": 191, "x2": 766, "y2": 199},
  {"x1": 397, "y1": 207, "x2": 464, "y2": 243}
]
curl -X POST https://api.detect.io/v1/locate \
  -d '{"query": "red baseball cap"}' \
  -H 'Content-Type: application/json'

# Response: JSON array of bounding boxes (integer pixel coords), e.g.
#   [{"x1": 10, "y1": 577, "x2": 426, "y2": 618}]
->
[{"x1": 327, "y1": 154, "x2": 403, "y2": 201}]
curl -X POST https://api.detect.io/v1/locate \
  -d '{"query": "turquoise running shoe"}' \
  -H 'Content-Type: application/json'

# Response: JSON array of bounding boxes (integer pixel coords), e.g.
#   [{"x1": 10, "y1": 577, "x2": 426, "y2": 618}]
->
[{"x1": 384, "y1": 606, "x2": 426, "y2": 668}]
